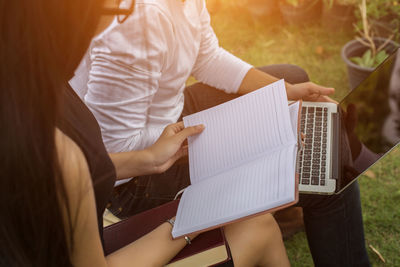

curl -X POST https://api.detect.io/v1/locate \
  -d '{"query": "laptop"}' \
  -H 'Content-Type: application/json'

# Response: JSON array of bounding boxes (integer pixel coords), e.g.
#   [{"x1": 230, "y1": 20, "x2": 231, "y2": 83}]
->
[{"x1": 299, "y1": 48, "x2": 400, "y2": 194}]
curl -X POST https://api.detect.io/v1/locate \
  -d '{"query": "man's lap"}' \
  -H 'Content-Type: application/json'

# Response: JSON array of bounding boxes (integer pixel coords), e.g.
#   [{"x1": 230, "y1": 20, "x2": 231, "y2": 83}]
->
[{"x1": 109, "y1": 64, "x2": 311, "y2": 217}]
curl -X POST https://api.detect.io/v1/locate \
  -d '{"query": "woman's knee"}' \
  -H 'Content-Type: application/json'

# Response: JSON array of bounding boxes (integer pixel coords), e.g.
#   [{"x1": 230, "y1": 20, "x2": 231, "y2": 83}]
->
[
  {"x1": 224, "y1": 214, "x2": 285, "y2": 266},
  {"x1": 225, "y1": 213, "x2": 281, "y2": 242},
  {"x1": 250, "y1": 213, "x2": 282, "y2": 238},
  {"x1": 249, "y1": 213, "x2": 278, "y2": 229}
]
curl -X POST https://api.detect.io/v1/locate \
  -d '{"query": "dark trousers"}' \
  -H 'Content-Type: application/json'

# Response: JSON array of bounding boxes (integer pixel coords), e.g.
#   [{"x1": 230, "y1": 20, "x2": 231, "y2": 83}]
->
[{"x1": 108, "y1": 64, "x2": 370, "y2": 267}]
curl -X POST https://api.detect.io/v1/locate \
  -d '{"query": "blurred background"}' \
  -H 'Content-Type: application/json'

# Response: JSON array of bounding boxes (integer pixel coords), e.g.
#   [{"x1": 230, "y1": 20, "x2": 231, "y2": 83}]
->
[{"x1": 198, "y1": 0, "x2": 400, "y2": 265}]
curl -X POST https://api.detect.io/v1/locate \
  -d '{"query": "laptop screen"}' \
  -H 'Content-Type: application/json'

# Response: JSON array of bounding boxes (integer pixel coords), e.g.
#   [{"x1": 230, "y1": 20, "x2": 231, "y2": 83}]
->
[{"x1": 338, "y1": 48, "x2": 399, "y2": 191}]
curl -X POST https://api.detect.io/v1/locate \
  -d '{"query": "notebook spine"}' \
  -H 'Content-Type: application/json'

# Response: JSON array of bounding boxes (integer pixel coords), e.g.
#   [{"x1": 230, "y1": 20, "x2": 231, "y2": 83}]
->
[
  {"x1": 174, "y1": 187, "x2": 187, "y2": 200},
  {"x1": 296, "y1": 131, "x2": 304, "y2": 174}
]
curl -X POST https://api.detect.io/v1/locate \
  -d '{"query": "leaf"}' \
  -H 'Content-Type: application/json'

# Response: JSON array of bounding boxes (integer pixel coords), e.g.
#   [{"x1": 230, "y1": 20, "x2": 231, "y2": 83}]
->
[
  {"x1": 350, "y1": 49, "x2": 383, "y2": 68},
  {"x1": 364, "y1": 170, "x2": 376, "y2": 179},
  {"x1": 375, "y1": 50, "x2": 389, "y2": 67},
  {"x1": 369, "y1": 244, "x2": 386, "y2": 263},
  {"x1": 315, "y1": 45, "x2": 324, "y2": 55},
  {"x1": 350, "y1": 56, "x2": 365, "y2": 67},
  {"x1": 261, "y1": 40, "x2": 275, "y2": 49},
  {"x1": 362, "y1": 49, "x2": 374, "y2": 68},
  {"x1": 361, "y1": 49, "x2": 371, "y2": 61}
]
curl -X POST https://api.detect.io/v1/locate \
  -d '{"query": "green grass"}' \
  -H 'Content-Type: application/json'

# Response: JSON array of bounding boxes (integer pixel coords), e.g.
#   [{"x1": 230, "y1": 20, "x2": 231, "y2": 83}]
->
[
  {"x1": 360, "y1": 146, "x2": 400, "y2": 266},
  {"x1": 207, "y1": 3, "x2": 400, "y2": 266},
  {"x1": 209, "y1": 4, "x2": 353, "y2": 100}
]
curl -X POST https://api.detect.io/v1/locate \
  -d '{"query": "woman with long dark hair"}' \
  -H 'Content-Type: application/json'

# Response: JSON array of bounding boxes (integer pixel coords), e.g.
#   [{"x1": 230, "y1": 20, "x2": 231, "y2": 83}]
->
[
  {"x1": 0, "y1": 0, "x2": 102, "y2": 265},
  {"x1": 0, "y1": 0, "x2": 291, "y2": 266}
]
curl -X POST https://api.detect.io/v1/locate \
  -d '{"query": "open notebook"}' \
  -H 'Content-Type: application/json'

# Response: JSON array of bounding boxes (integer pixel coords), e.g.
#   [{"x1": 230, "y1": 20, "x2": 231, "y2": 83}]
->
[{"x1": 174, "y1": 80, "x2": 301, "y2": 238}]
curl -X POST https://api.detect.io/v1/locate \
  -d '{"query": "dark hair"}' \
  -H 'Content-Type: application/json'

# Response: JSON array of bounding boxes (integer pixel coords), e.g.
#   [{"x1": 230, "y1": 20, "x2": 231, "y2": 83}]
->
[{"x1": 0, "y1": 1, "x2": 103, "y2": 266}]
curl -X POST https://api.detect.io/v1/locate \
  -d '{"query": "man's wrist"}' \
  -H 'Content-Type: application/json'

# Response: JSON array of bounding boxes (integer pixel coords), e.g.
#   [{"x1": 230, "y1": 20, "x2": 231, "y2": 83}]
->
[
  {"x1": 285, "y1": 82, "x2": 295, "y2": 100},
  {"x1": 139, "y1": 148, "x2": 159, "y2": 174},
  {"x1": 121, "y1": 149, "x2": 157, "y2": 177}
]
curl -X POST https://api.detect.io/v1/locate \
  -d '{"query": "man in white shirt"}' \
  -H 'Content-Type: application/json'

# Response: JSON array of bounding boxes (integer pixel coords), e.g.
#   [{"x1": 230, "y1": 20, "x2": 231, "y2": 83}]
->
[
  {"x1": 70, "y1": 0, "x2": 332, "y2": 214},
  {"x1": 71, "y1": 1, "x2": 370, "y2": 265},
  {"x1": 71, "y1": 0, "x2": 333, "y2": 154}
]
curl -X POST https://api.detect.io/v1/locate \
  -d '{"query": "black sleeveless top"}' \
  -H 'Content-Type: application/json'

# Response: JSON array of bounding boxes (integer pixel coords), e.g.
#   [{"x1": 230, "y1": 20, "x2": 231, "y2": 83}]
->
[{"x1": 58, "y1": 83, "x2": 116, "y2": 245}]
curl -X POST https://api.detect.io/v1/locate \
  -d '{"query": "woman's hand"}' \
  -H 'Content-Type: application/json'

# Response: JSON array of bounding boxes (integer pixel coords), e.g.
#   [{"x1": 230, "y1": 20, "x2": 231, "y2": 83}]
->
[
  {"x1": 147, "y1": 122, "x2": 205, "y2": 173},
  {"x1": 287, "y1": 82, "x2": 336, "y2": 102}
]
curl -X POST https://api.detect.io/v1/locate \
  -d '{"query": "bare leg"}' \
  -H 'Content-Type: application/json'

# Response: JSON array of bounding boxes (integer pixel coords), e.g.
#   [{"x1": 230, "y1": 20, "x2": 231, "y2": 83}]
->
[{"x1": 224, "y1": 213, "x2": 290, "y2": 267}]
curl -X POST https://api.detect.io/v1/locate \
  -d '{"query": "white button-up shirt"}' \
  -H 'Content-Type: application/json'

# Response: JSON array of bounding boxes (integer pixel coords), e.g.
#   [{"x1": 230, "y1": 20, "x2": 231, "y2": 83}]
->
[{"x1": 70, "y1": 0, "x2": 252, "y2": 153}]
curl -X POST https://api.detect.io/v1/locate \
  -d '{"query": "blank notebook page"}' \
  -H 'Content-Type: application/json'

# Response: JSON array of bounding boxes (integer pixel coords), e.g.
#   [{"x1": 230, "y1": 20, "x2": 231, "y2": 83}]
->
[
  {"x1": 289, "y1": 101, "x2": 300, "y2": 138},
  {"x1": 172, "y1": 145, "x2": 297, "y2": 238},
  {"x1": 173, "y1": 80, "x2": 299, "y2": 237},
  {"x1": 183, "y1": 79, "x2": 296, "y2": 185}
]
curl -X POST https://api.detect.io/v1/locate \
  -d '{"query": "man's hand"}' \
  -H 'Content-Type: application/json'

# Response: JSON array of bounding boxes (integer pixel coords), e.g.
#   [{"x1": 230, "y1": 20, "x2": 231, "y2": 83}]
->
[
  {"x1": 147, "y1": 122, "x2": 205, "y2": 173},
  {"x1": 287, "y1": 82, "x2": 335, "y2": 102}
]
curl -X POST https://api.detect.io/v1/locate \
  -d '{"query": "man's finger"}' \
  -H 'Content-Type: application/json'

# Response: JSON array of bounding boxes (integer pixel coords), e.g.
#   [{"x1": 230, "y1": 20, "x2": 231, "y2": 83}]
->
[
  {"x1": 308, "y1": 82, "x2": 335, "y2": 96},
  {"x1": 166, "y1": 121, "x2": 185, "y2": 133},
  {"x1": 175, "y1": 124, "x2": 205, "y2": 142},
  {"x1": 175, "y1": 121, "x2": 185, "y2": 129},
  {"x1": 319, "y1": 95, "x2": 338, "y2": 104},
  {"x1": 315, "y1": 85, "x2": 335, "y2": 96}
]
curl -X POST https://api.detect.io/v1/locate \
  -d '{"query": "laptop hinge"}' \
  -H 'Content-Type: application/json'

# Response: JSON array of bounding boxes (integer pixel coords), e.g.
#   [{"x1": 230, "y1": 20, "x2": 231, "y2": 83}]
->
[{"x1": 331, "y1": 112, "x2": 340, "y2": 182}]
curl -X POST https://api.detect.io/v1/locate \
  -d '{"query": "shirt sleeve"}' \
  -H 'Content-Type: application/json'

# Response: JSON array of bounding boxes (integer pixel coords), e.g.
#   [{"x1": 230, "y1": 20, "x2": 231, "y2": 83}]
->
[
  {"x1": 84, "y1": 4, "x2": 172, "y2": 153},
  {"x1": 191, "y1": 0, "x2": 253, "y2": 94}
]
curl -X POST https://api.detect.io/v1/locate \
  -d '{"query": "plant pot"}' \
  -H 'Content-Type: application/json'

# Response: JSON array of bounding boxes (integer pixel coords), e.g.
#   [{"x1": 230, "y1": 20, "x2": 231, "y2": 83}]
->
[
  {"x1": 370, "y1": 14, "x2": 400, "y2": 43},
  {"x1": 279, "y1": 0, "x2": 322, "y2": 25},
  {"x1": 341, "y1": 37, "x2": 399, "y2": 90},
  {"x1": 322, "y1": 3, "x2": 355, "y2": 31}
]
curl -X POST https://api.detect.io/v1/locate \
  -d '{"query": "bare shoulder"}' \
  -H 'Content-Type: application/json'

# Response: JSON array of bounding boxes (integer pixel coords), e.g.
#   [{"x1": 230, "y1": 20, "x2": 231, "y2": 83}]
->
[
  {"x1": 55, "y1": 129, "x2": 107, "y2": 267},
  {"x1": 55, "y1": 128, "x2": 92, "y2": 197}
]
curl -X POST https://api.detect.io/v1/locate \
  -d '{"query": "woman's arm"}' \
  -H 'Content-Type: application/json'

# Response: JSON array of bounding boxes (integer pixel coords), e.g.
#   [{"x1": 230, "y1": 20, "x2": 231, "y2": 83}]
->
[
  {"x1": 109, "y1": 122, "x2": 204, "y2": 180},
  {"x1": 56, "y1": 129, "x2": 196, "y2": 267},
  {"x1": 106, "y1": 220, "x2": 196, "y2": 267}
]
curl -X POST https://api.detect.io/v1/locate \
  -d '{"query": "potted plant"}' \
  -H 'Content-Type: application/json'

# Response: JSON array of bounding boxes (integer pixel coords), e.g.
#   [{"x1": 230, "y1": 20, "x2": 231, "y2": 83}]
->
[
  {"x1": 341, "y1": 0, "x2": 399, "y2": 89},
  {"x1": 278, "y1": 0, "x2": 322, "y2": 25},
  {"x1": 357, "y1": 0, "x2": 400, "y2": 42},
  {"x1": 322, "y1": 0, "x2": 357, "y2": 31}
]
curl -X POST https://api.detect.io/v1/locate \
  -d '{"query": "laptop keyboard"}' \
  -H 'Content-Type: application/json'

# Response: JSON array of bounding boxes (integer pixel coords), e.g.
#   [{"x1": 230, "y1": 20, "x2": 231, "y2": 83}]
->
[{"x1": 299, "y1": 106, "x2": 328, "y2": 186}]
